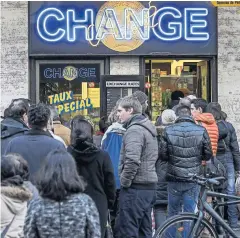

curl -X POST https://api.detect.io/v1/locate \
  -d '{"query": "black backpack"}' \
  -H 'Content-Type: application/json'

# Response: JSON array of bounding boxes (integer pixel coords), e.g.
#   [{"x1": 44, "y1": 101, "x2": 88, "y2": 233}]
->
[{"x1": 205, "y1": 157, "x2": 228, "y2": 190}]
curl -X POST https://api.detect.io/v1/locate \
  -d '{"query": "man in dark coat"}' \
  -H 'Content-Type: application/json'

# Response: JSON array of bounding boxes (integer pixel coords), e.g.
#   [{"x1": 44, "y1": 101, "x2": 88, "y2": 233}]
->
[
  {"x1": 1, "y1": 99, "x2": 30, "y2": 156},
  {"x1": 115, "y1": 96, "x2": 158, "y2": 238},
  {"x1": 4, "y1": 103, "x2": 65, "y2": 182},
  {"x1": 161, "y1": 105, "x2": 213, "y2": 222}
]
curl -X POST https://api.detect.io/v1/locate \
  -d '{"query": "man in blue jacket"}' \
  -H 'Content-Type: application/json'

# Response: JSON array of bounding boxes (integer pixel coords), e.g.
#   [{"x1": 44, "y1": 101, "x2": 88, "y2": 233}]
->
[{"x1": 5, "y1": 103, "x2": 66, "y2": 182}]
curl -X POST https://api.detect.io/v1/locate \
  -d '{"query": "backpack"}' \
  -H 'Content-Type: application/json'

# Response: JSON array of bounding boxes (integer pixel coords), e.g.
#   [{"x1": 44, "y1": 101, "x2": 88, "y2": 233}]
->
[
  {"x1": 102, "y1": 130, "x2": 124, "y2": 189},
  {"x1": 205, "y1": 157, "x2": 228, "y2": 190}
]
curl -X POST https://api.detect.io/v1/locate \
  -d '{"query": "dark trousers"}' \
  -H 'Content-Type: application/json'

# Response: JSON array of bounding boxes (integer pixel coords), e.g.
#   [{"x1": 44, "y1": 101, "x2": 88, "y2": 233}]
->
[
  {"x1": 114, "y1": 187, "x2": 155, "y2": 238},
  {"x1": 110, "y1": 189, "x2": 120, "y2": 229},
  {"x1": 154, "y1": 204, "x2": 168, "y2": 230},
  {"x1": 217, "y1": 153, "x2": 239, "y2": 227}
]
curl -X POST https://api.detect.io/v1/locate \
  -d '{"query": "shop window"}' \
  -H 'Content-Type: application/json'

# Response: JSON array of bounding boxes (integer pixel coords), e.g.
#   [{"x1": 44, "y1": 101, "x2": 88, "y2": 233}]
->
[
  {"x1": 145, "y1": 59, "x2": 209, "y2": 122},
  {"x1": 38, "y1": 62, "x2": 102, "y2": 131}
]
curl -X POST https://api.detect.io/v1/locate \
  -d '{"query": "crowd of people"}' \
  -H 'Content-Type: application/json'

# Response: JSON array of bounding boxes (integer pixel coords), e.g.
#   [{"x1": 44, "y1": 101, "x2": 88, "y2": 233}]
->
[{"x1": 1, "y1": 91, "x2": 240, "y2": 237}]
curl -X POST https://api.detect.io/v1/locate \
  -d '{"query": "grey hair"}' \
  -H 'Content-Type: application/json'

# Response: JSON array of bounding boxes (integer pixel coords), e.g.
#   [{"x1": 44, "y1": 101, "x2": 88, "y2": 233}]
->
[
  {"x1": 108, "y1": 98, "x2": 122, "y2": 124},
  {"x1": 118, "y1": 96, "x2": 142, "y2": 114},
  {"x1": 48, "y1": 105, "x2": 60, "y2": 121}
]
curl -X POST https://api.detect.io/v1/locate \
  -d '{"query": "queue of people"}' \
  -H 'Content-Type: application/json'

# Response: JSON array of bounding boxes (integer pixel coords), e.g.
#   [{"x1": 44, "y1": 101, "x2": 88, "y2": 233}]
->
[{"x1": 1, "y1": 92, "x2": 240, "y2": 237}]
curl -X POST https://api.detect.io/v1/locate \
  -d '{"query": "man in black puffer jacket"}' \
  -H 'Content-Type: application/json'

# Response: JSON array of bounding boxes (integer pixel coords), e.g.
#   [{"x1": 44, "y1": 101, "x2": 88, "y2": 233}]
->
[{"x1": 161, "y1": 105, "x2": 212, "y2": 222}]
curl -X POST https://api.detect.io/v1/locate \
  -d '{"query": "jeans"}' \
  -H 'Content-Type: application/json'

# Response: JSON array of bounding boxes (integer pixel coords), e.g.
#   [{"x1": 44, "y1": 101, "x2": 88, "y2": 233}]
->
[
  {"x1": 154, "y1": 204, "x2": 168, "y2": 230},
  {"x1": 114, "y1": 187, "x2": 156, "y2": 238},
  {"x1": 217, "y1": 153, "x2": 239, "y2": 227},
  {"x1": 166, "y1": 182, "x2": 200, "y2": 238},
  {"x1": 168, "y1": 182, "x2": 200, "y2": 217}
]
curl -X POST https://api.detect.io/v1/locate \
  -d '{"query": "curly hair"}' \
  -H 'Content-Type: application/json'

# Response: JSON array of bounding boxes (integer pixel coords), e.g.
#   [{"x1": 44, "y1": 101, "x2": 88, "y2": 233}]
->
[{"x1": 28, "y1": 103, "x2": 50, "y2": 129}]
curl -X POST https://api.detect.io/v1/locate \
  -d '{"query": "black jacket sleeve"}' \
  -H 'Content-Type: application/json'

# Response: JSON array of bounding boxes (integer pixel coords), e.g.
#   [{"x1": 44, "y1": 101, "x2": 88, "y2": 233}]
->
[
  {"x1": 202, "y1": 129, "x2": 213, "y2": 161},
  {"x1": 103, "y1": 152, "x2": 116, "y2": 209},
  {"x1": 228, "y1": 123, "x2": 240, "y2": 171},
  {"x1": 159, "y1": 129, "x2": 169, "y2": 161}
]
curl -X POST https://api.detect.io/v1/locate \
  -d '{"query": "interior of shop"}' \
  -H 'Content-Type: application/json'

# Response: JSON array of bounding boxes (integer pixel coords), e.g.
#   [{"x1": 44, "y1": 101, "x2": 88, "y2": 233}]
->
[{"x1": 145, "y1": 59, "x2": 209, "y2": 122}]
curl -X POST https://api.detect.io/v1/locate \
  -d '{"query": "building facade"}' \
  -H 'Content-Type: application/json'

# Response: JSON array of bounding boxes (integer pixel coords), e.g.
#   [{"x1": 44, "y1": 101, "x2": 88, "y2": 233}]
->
[{"x1": 1, "y1": 1, "x2": 240, "y2": 140}]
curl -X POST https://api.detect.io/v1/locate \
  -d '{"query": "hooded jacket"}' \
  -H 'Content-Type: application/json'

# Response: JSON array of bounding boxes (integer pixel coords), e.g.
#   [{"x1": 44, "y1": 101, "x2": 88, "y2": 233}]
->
[
  {"x1": 155, "y1": 126, "x2": 168, "y2": 205},
  {"x1": 216, "y1": 120, "x2": 240, "y2": 171},
  {"x1": 1, "y1": 185, "x2": 32, "y2": 238},
  {"x1": 192, "y1": 112, "x2": 219, "y2": 157},
  {"x1": 67, "y1": 143, "x2": 115, "y2": 237},
  {"x1": 161, "y1": 117, "x2": 213, "y2": 182},
  {"x1": 119, "y1": 114, "x2": 158, "y2": 188},
  {"x1": 1, "y1": 117, "x2": 29, "y2": 156}
]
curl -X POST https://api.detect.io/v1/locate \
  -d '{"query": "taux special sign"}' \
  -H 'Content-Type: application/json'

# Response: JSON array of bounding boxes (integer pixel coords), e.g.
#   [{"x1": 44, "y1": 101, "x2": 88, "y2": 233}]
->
[{"x1": 29, "y1": 1, "x2": 217, "y2": 55}]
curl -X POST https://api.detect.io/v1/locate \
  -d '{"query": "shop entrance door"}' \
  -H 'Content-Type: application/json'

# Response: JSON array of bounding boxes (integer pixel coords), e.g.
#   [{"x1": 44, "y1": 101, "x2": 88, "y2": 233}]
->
[
  {"x1": 145, "y1": 59, "x2": 210, "y2": 122},
  {"x1": 36, "y1": 60, "x2": 104, "y2": 131}
]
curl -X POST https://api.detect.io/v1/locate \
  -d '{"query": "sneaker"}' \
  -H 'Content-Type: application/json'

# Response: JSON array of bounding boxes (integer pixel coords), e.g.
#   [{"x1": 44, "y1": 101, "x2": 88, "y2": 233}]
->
[{"x1": 230, "y1": 224, "x2": 240, "y2": 231}]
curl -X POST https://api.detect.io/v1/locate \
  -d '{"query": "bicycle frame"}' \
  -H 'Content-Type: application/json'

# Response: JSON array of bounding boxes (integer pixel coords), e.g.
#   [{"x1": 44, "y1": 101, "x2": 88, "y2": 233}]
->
[{"x1": 195, "y1": 188, "x2": 240, "y2": 238}]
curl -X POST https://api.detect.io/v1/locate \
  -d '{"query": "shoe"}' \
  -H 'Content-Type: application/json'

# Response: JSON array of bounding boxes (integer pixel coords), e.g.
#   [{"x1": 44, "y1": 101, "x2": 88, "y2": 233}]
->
[{"x1": 230, "y1": 224, "x2": 240, "y2": 231}]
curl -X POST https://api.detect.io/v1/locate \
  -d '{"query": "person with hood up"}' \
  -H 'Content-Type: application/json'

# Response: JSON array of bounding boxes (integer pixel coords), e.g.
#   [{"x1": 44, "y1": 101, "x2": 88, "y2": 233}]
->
[
  {"x1": 115, "y1": 96, "x2": 158, "y2": 238},
  {"x1": 1, "y1": 154, "x2": 32, "y2": 238},
  {"x1": 67, "y1": 116, "x2": 116, "y2": 238},
  {"x1": 207, "y1": 103, "x2": 240, "y2": 231},
  {"x1": 191, "y1": 98, "x2": 219, "y2": 158},
  {"x1": 1, "y1": 99, "x2": 30, "y2": 156},
  {"x1": 154, "y1": 109, "x2": 177, "y2": 229}
]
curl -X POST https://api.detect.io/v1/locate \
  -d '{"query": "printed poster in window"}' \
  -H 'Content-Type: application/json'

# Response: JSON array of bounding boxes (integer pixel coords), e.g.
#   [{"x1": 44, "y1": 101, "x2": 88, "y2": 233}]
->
[{"x1": 88, "y1": 88, "x2": 100, "y2": 108}]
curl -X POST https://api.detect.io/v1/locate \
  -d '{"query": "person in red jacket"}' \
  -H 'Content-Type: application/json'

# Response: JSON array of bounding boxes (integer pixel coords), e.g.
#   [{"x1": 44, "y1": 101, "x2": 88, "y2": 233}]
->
[{"x1": 191, "y1": 98, "x2": 219, "y2": 157}]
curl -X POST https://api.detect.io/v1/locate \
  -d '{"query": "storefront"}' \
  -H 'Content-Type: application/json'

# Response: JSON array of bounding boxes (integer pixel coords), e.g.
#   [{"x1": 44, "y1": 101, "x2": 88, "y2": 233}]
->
[{"x1": 29, "y1": 1, "x2": 217, "y2": 126}]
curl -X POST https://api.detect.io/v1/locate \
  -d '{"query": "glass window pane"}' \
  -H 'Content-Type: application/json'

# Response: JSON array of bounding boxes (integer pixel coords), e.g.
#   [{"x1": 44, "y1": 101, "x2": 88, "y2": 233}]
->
[{"x1": 39, "y1": 63, "x2": 101, "y2": 131}]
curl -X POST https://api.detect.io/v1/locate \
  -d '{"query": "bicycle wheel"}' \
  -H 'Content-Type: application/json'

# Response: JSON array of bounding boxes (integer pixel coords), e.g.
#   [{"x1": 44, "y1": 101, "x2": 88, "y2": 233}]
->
[{"x1": 154, "y1": 213, "x2": 218, "y2": 238}]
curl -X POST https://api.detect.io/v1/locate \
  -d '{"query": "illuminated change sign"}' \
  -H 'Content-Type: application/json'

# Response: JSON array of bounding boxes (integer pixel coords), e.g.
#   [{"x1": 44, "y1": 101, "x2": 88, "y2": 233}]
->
[{"x1": 29, "y1": 1, "x2": 217, "y2": 55}]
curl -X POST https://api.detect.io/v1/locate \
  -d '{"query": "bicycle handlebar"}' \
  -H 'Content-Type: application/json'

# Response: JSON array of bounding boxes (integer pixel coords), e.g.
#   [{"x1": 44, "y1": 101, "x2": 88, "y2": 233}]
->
[{"x1": 188, "y1": 174, "x2": 226, "y2": 186}]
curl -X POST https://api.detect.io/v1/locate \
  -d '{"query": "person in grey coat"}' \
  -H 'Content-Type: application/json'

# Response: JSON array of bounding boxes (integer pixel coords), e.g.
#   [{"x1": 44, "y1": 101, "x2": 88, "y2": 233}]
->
[
  {"x1": 115, "y1": 96, "x2": 158, "y2": 238},
  {"x1": 24, "y1": 149, "x2": 101, "y2": 238}
]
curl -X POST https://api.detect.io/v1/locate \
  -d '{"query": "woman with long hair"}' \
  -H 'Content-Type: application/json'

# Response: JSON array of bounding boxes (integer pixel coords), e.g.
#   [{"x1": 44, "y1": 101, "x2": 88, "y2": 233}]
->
[
  {"x1": 68, "y1": 116, "x2": 116, "y2": 238},
  {"x1": 1, "y1": 153, "x2": 32, "y2": 237},
  {"x1": 24, "y1": 149, "x2": 101, "y2": 238}
]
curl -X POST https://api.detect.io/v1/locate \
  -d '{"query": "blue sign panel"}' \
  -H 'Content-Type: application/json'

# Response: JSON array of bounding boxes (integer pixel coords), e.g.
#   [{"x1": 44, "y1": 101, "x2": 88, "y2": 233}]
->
[{"x1": 29, "y1": 1, "x2": 217, "y2": 55}]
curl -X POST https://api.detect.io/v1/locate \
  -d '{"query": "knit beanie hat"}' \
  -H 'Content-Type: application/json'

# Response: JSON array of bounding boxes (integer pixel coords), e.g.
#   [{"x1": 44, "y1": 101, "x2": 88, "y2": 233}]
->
[
  {"x1": 132, "y1": 91, "x2": 148, "y2": 105},
  {"x1": 161, "y1": 109, "x2": 177, "y2": 125}
]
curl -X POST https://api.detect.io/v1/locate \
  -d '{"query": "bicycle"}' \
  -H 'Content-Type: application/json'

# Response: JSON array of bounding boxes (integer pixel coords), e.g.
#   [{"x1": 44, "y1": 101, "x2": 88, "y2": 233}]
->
[{"x1": 154, "y1": 174, "x2": 240, "y2": 238}]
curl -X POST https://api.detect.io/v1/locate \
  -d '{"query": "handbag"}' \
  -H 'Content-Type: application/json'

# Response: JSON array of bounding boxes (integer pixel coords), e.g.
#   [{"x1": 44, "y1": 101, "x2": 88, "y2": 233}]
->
[
  {"x1": 105, "y1": 211, "x2": 113, "y2": 238},
  {"x1": 1, "y1": 215, "x2": 16, "y2": 238}
]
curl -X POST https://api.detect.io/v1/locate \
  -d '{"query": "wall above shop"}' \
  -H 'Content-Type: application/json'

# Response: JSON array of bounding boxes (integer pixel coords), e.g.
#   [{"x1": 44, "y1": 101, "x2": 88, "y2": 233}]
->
[{"x1": 29, "y1": 1, "x2": 217, "y2": 56}]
